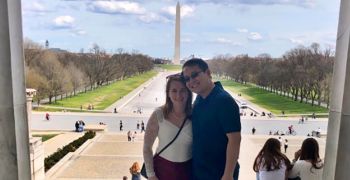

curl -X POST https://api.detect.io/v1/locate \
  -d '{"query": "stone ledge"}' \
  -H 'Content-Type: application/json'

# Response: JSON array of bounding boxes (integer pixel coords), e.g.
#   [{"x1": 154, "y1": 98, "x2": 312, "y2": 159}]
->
[{"x1": 84, "y1": 124, "x2": 107, "y2": 132}]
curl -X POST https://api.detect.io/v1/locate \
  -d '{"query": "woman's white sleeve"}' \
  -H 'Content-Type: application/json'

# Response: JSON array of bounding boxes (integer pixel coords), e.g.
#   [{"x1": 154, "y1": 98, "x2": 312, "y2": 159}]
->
[
  {"x1": 288, "y1": 160, "x2": 302, "y2": 178},
  {"x1": 143, "y1": 110, "x2": 159, "y2": 177}
]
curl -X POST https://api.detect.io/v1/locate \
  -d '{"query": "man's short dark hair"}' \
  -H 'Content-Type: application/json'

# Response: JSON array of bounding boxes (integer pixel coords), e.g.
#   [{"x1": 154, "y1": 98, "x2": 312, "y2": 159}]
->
[{"x1": 182, "y1": 58, "x2": 209, "y2": 72}]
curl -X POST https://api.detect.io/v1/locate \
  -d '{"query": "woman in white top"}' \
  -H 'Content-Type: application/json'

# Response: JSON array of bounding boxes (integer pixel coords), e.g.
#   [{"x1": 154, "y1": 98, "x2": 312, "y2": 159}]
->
[
  {"x1": 288, "y1": 138, "x2": 323, "y2": 180},
  {"x1": 253, "y1": 138, "x2": 292, "y2": 180},
  {"x1": 143, "y1": 73, "x2": 193, "y2": 180}
]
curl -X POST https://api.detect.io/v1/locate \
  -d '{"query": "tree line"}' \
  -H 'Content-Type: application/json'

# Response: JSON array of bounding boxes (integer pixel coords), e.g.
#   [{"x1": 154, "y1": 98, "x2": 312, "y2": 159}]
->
[
  {"x1": 208, "y1": 43, "x2": 334, "y2": 108},
  {"x1": 24, "y1": 38, "x2": 154, "y2": 105}
]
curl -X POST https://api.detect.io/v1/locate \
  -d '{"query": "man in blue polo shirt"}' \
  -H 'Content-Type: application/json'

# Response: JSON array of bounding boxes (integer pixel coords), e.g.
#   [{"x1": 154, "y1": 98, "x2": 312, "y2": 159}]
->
[{"x1": 182, "y1": 58, "x2": 241, "y2": 180}]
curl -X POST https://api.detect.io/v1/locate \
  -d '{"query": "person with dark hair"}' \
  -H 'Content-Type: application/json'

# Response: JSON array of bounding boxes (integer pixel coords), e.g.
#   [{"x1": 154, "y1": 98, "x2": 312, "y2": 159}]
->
[
  {"x1": 253, "y1": 138, "x2": 292, "y2": 180},
  {"x1": 182, "y1": 58, "x2": 241, "y2": 180},
  {"x1": 129, "y1": 162, "x2": 141, "y2": 180},
  {"x1": 143, "y1": 73, "x2": 193, "y2": 180},
  {"x1": 284, "y1": 139, "x2": 288, "y2": 153},
  {"x1": 120, "y1": 120, "x2": 123, "y2": 131},
  {"x1": 252, "y1": 127, "x2": 256, "y2": 135},
  {"x1": 45, "y1": 112, "x2": 50, "y2": 120},
  {"x1": 141, "y1": 121, "x2": 145, "y2": 133},
  {"x1": 75, "y1": 121, "x2": 79, "y2": 132},
  {"x1": 288, "y1": 138, "x2": 323, "y2": 180}
]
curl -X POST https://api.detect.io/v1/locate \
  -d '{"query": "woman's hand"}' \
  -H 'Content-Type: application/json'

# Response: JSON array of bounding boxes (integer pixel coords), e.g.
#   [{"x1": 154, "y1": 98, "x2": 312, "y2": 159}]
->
[{"x1": 294, "y1": 149, "x2": 301, "y2": 161}]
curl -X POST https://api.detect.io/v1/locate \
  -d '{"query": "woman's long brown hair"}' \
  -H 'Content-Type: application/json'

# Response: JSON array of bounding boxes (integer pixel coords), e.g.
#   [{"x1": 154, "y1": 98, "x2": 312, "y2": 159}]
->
[
  {"x1": 299, "y1": 138, "x2": 323, "y2": 172},
  {"x1": 253, "y1": 138, "x2": 292, "y2": 172}
]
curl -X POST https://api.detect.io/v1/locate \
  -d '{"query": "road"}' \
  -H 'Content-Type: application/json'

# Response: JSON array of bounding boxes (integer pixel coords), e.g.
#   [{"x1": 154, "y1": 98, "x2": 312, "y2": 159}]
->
[
  {"x1": 32, "y1": 72, "x2": 328, "y2": 136},
  {"x1": 32, "y1": 112, "x2": 327, "y2": 136}
]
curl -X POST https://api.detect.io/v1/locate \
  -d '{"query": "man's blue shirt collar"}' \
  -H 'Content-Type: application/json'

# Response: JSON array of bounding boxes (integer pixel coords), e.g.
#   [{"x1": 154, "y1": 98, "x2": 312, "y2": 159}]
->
[{"x1": 196, "y1": 81, "x2": 223, "y2": 102}]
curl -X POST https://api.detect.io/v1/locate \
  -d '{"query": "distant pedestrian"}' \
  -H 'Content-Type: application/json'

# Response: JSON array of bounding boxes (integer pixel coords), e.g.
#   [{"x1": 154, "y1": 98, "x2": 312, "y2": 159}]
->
[
  {"x1": 45, "y1": 113, "x2": 50, "y2": 120},
  {"x1": 114, "y1": 108, "x2": 117, "y2": 113},
  {"x1": 284, "y1": 139, "x2": 288, "y2": 153},
  {"x1": 278, "y1": 136, "x2": 283, "y2": 144},
  {"x1": 120, "y1": 120, "x2": 123, "y2": 131},
  {"x1": 75, "y1": 121, "x2": 79, "y2": 132},
  {"x1": 252, "y1": 127, "x2": 256, "y2": 135},
  {"x1": 127, "y1": 131, "x2": 132, "y2": 141},
  {"x1": 136, "y1": 121, "x2": 140, "y2": 130},
  {"x1": 140, "y1": 121, "x2": 145, "y2": 133},
  {"x1": 80, "y1": 105, "x2": 83, "y2": 111},
  {"x1": 132, "y1": 131, "x2": 137, "y2": 141}
]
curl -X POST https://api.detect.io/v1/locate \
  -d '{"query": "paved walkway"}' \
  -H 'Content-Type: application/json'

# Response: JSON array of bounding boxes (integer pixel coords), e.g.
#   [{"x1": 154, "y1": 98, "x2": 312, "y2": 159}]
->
[
  {"x1": 45, "y1": 132, "x2": 326, "y2": 180},
  {"x1": 104, "y1": 72, "x2": 164, "y2": 113}
]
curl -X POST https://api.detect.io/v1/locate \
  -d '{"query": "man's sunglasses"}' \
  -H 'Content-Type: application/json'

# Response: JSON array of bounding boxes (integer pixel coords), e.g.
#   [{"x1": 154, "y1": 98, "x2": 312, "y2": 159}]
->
[{"x1": 182, "y1": 71, "x2": 203, "y2": 82}]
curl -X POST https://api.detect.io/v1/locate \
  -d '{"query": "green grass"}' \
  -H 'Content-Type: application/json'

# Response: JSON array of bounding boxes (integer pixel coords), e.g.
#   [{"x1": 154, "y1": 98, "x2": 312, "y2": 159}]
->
[
  {"x1": 33, "y1": 134, "x2": 58, "y2": 142},
  {"x1": 156, "y1": 64, "x2": 182, "y2": 71},
  {"x1": 45, "y1": 71, "x2": 157, "y2": 110},
  {"x1": 220, "y1": 80, "x2": 329, "y2": 115}
]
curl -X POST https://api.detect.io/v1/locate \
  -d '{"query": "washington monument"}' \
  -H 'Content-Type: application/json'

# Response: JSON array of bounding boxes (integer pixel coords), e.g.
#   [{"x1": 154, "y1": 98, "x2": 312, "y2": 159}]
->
[{"x1": 174, "y1": 2, "x2": 180, "y2": 65}]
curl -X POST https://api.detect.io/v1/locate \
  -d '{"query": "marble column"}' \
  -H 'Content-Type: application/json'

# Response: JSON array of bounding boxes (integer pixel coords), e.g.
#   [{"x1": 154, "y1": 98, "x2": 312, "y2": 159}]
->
[
  {"x1": 323, "y1": 0, "x2": 350, "y2": 179},
  {"x1": 0, "y1": 0, "x2": 31, "y2": 179}
]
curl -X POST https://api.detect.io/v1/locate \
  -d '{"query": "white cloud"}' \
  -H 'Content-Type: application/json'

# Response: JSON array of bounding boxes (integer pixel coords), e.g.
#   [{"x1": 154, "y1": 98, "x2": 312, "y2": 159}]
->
[
  {"x1": 287, "y1": 31, "x2": 337, "y2": 47},
  {"x1": 53, "y1": 16, "x2": 75, "y2": 29},
  {"x1": 248, "y1": 32, "x2": 263, "y2": 40},
  {"x1": 183, "y1": 0, "x2": 316, "y2": 8},
  {"x1": 214, "y1": 38, "x2": 242, "y2": 46},
  {"x1": 22, "y1": 1, "x2": 49, "y2": 15},
  {"x1": 139, "y1": 12, "x2": 170, "y2": 23},
  {"x1": 216, "y1": 37, "x2": 232, "y2": 43},
  {"x1": 289, "y1": 38, "x2": 304, "y2": 45},
  {"x1": 162, "y1": 5, "x2": 195, "y2": 18},
  {"x1": 237, "y1": 28, "x2": 248, "y2": 33},
  {"x1": 88, "y1": 1, "x2": 145, "y2": 15}
]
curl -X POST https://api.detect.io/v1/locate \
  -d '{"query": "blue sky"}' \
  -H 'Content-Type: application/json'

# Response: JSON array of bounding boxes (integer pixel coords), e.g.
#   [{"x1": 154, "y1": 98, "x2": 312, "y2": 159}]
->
[{"x1": 22, "y1": 0, "x2": 340, "y2": 59}]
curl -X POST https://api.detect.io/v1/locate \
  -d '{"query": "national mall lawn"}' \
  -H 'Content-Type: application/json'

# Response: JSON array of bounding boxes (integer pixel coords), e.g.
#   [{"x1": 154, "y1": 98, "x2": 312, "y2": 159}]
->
[
  {"x1": 221, "y1": 79, "x2": 328, "y2": 115},
  {"x1": 45, "y1": 71, "x2": 157, "y2": 110}
]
